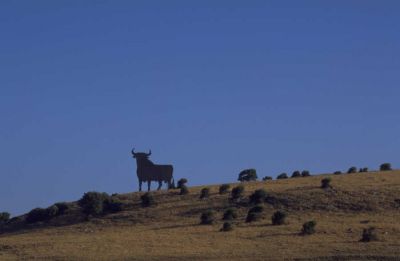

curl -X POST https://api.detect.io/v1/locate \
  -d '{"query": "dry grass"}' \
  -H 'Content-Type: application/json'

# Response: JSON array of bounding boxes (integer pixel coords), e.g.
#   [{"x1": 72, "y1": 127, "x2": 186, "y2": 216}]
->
[{"x1": 1, "y1": 171, "x2": 400, "y2": 260}]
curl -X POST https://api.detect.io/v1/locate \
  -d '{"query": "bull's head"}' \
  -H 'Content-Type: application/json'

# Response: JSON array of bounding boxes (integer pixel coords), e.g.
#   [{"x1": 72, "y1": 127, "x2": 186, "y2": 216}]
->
[{"x1": 131, "y1": 148, "x2": 152, "y2": 159}]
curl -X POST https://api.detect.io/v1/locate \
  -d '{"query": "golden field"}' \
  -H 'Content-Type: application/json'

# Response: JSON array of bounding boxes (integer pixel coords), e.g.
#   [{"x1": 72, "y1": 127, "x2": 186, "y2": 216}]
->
[{"x1": 1, "y1": 170, "x2": 400, "y2": 260}]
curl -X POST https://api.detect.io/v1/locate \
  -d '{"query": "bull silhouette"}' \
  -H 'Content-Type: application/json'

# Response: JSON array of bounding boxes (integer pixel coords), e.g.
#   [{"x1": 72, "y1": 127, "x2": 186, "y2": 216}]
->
[{"x1": 131, "y1": 148, "x2": 173, "y2": 192}]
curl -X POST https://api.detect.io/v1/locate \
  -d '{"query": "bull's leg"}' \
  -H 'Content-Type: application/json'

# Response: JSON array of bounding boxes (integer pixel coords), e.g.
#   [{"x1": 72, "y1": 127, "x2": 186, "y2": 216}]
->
[
  {"x1": 147, "y1": 181, "x2": 151, "y2": 191},
  {"x1": 139, "y1": 179, "x2": 142, "y2": 192},
  {"x1": 157, "y1": 181, "x2": 162, "y2": 190}
]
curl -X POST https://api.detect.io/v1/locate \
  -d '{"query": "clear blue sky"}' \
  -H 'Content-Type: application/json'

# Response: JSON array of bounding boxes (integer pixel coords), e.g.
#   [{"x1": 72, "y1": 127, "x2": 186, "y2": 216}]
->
[{"x1": 1, "y1": 1, "x2": 399, "y2": 216}]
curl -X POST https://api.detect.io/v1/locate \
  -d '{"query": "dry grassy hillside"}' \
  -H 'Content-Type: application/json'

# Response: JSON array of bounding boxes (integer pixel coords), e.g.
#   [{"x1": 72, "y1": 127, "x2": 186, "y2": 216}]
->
[{"x1": 1, "y1": 171, "x2": 400, "y2": 260}]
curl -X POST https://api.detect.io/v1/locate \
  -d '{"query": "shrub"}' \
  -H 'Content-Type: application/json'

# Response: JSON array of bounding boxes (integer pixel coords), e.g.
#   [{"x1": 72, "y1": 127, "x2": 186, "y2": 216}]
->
[
  {"x1": 361, "y1": 227, "x2": 378, "y2": 242},
  {"x1": 347, "y1": 166, "x2": 357, "y2": 174},
  {"x1": 301, "y1": 220, "x2": 316, "y2": 235},
  {"x1": 220, "y1": 222, "x2": 233, "y2": 232},
  {"x1": 271, "y1": 211, "x2": 287, "y2": 225},
  {"x1": 334, "y1": 171, "x2": 342, "y2": 175},
  {"x1": 200, "y1": 210, "x2": 215, "y2": 225},
  {"x1": 54, "y1": 202, "x2": 69, "y2": 215},
  {"x1": 262, "y1": 176, "x2": 272, "y2": 181},
  {"x1": 78, "y1": 191, "x2": 110, "y2": 216},
  {"x1": 46, "y1": 205, "x2": 59, "y2": 217},
  {"x1": 219, "y1": 184, "x2": 230, "y2": 194},
  {"x1": 246, "y1": 205, "x2": 264, "y2": 223},
  {"x1": 200, "y1": 188, "x2": 210, "y2": 199},
  {"x1": 301, "y1": 170, "x2": 311, "y2": 177},
  {"x1": 141, "y1": 193, "x2": 154, "y2": 207},
  {"x1": 177, "y1": 178, "x2": 188, "y2": 189},
  {"x1": 291, "y1": 171, "x2": 301, "y2": 178},
  {"x1": 238, "y1": 169, "x2": 258, "y2": 182},
  {"x1": 231, "y1": 185, "x2": 244, "y2": 200},
  {"x1": 359, "y1": 167, "x2": 368, "y2": 173},
  {"x1": 0, "y1": 212, "x2": 10, "y2": 223},
  {"x1": 105, "y1": 198, "x2": 124, "y2": 212},
  {"x1": 26, "y1": 206, "x2": 58, "y2": 223},
  {"x1": 223, "y1": 208, "x2": 238, "y2": 221},
  {"x1": 277, "y1": 173, "x2": 288, "y2": 179},
  {"x1": 249, "y1": 189, "x2": 267, "y2": 204},
  {"x1": 321, "y1": 178, "x2": 332, "y2": 189},
  {"x1": 180, "y1": 185, "x2": 189, "y2": 195},
  {"x1": 380, "y1": 163, "x2": 392, "y2": 171}
]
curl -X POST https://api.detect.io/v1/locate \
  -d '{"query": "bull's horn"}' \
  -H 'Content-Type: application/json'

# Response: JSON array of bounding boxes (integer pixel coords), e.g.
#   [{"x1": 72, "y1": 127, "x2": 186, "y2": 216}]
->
[
  {"x1": 131, "y1": 148, "x2": 135, "y2": 155},
  {"x1": 147, "y1": 150, "x2": 152, "y2": 156}
]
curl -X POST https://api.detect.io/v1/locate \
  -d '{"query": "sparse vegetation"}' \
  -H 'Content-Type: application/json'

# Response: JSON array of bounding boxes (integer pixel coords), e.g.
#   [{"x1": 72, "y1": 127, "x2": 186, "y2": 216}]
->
[
  {"x1": 200, "y1": 187, "x2": 210, "y2": 199},
  {"x1": 220, "y1": 222, "x2": 233, "y2": 232},
  {"x1": 177, "y1": 178, "x2": 188, "y2": 189},
  {"x1": 361, "y1": 227, "x2": 378, "y2": 242},
  {"x1": 301, "y1": 170, "x2": 311, "y2": 177},
  {"x1": 105, "y1": 197, "x2": 124, "y2": 212},
  {"x1": 301, "y1": 220, "x2": 317, "y2": 235},
  {"x1": 223, "y1": 208, "x2": 238, "y2": 221},
  {"x1": 334, "y1": 171, "x2": 342, "y2": 175},
  {"x1": 246, "y1": 205, "x2": 264, "y2": 222},
  {"x1": 180, "y1": 185, "x2": 189, "y2": 195},
  {"x1": 321, "y1": 178, "x2": 332, "y2": 189},
  {"x1": 78, "y1": 191, "x2": 110, "y2": 216},
  {"x1": 380, "y1": 163, "x2": 392, "y2": 171},
  {"x1": 26, "y1": 205, "x2": 60, "y2": 224},
  {"x1": 54, "y1": 202, "x2": 69, "y2": 215},
  {"x1": 238, "y1": 168, "x2": 258, "y2": 182},
  {"x1": 271, "y1": 211, "x2": 287, "y2": 225},
  {"x1": 200, "y1": 210, "x2": 215, "y2": 225},
  {"x1": 219, "y1": 184, "x2": 230, "y2": 194},
  {"x1": 262, "y1": 176, "x2": 272, "y2": 181},
  {"x1": 277, "y1": 173, "x2": 288, "y2": 179},
  {"x1": 249, "y1": 189, "x2": 267, "y2": 204},
  {"x1": 359, "y1": 167, "x2": 368, "y2": 173},
  {"x1": 348, "y1": 166, "x2": 357, "y2": 174},
  {"x1": 141, "y1": 193, "x2": 154, "y2": 207},
  {"x1": 231, "y1": 185, "x2": 245, "y2": 200},
  {"x1": 0, "y1": 212, "x2": 10, "y2": 223},
  {"x1": 291, "y1": 171, "x2": 301, "y2": 178}
]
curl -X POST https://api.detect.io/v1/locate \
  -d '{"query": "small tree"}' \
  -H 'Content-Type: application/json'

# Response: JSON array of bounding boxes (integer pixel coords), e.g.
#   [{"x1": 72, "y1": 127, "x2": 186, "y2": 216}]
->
[
  {"x1": 220, "y1": 222, "x2": 233, "y2": 232},
  {"x1": 301, "y1": 220, "x2": 316, "y2": 235},
  {"x1": 177, "y1": 178, "x2": 188, "y2": 189},
  {"x1": 361, "y1": 227, "x2": 378, "y2": 242},
  {"x1": 200, "y1": 188, "x2": 210, "y2": 199},
  {"x1": 238, "y1": 169, "x2": 258, "y2": 182},
  {"x1": 0, "y1": 212, "x2": 10, "y2": 223},
  {"x1": 249, "y1": 189, "x2": 267, "y2": 204},
  {"x1": 262, "y1": 176, "x2": 272, "y2": 181},
  {"x1": 271, "y1": 211, "x2": 287, "y2": 225},
  {"x1": 359, "y1": 167, "x2": 368, "y2": 173},
  {"x1": 291, "y1": 171, "x2": 301, "y2": 178},
  {"x1": 180, "y1": 185, "x2": 189, "y2": 195},
  {"x1": 246, "y1": 205, "x2": 264, "y2": 222},
  {"x1": 223, "y1": 208, "x2": 238, "y2": 220},
  {"x1": 231, "y1": 185, "x2": 244, "y2": 200},
  {"x1": 141, "y1": 193, "x2": 154, "y2": 207},
  {"x1": 380, "y1": 163, "x2": 392, "y2": 171},
  {"x1": 301, "y1": 170, "x2": 311, "y2": 177},
  {"x1": 321, "y1": 178, "x2": 332, "y2": 189},
  {"x1": 219, "y1": 184, "x2": 230, "y2": 194},
  {"x1": 347, "y1": 166, "x2": 357, "y2": 174},
  {"x1": 277, "y1": 173, "x2": 288, "y2": 179},
  {"x1": 78, "y1": 191, "x2": 110, "y2": 216},
  {"x1": 200, "y1": 210, "x2": 215, "y2": 225}
]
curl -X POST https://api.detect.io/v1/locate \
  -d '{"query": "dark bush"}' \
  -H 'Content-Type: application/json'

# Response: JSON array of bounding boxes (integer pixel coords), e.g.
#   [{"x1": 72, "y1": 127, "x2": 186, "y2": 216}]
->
[
  {"x1": 271, "y1": 211, "x2": 287, "y2": 225},
  {"x1": 249, "y1": 189, "x2": 267, "y2": 204},
  {"x1": 359, "y1": 167, "x2": 368, "y2": 173},
  {"x1": 246, "y1": 205, "x2": 264, "y2": 223},
  {"x1": 301, "y1": 170, "x2": 311, "y2": 177},
  {"x1": 380, "y1": 163, "x2": 392, "y2": 171},
  {"x1": 301, "y1": 220, "x2": 316, "y2": 235},
  {"x1": 361, "y1": 227, "x2": 378, "y2": 242},
  {"x1": 347, "y1": 166, "x2": 357, "y2": 174},
  {"x1": 334, "y1": 171, "x2": 342, "y2": 175},
  {"x1": 105, "y1": 197, "x2": 124, "y2": 212},
  {"x1": 78, "y1": 191, "x2": 110, "y2": 216},
  {"x1": 238, "y1": 169, "x2": 258, "y2": 182},
  {"x1": 231, "y1": 185, "x2": 244, "y2": 200},
  {"x1": 200, "y1": 188, "x2": 210, "y2": 199},
  {"x1": 262, "y1": 176, "x2": 272, "y2": 181},
  {"x1": 54, "y1": 202, "x2": 69, "y2": 215},
  {"x1": 321, "y1": 178, "x2": 332, "y2": 189},
  {"x1": 46, "y1": 205, "x2": 59, "y2": 217},
  {"x1": 223, "y1": 208, "x2": 238, "y2": 221},
  {"x1": 141, "y1": 193, "x2": 154, "y2": 207},
  {"x1": 26, "y1": 206, "x2": 58, "y2": 223},
  {"x1": 219, "y1": 184, "x2": 230, "y2": 194},
  {"x1": 177, "y1": 178, "x2": 188, "y2": 189},
  {"x1": 277, "y1": 173, "x2": 288, "y2": 179},
  {"x1": 0, "y1": 212, "x2": 10, "y2": 223},
  {"x1": 200, "y1": 210, "x2": 215, "y2": 225},
  {"x1": 180, "y1": 185, "x2": 189, "y2": 195},
  {"x1": 291, "y1": 171, "x2": 301, "y2": 178},
  {"x1": 220, "y1": 222, "x2": 233, "y2": 232}
]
